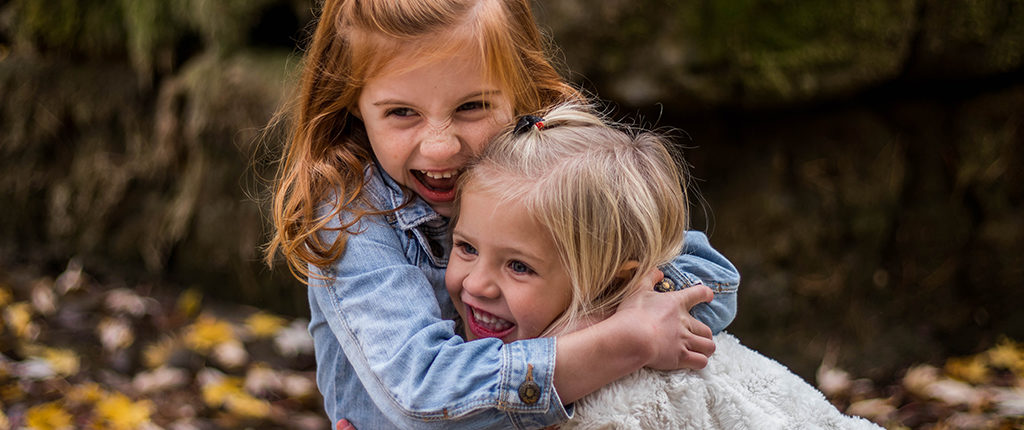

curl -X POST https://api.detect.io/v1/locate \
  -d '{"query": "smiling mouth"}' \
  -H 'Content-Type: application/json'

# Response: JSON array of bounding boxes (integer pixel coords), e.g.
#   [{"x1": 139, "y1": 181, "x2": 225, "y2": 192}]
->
[
  {"x1": 412, "y1": 169, "x2": 460, "y2": 192},
  {"x1": 465, "y1": 304, "x2": 515, "y2": 339}
]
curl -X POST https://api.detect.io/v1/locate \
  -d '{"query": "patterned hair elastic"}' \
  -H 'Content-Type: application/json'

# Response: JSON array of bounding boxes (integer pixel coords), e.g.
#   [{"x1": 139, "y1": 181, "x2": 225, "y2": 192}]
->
[{"x1": 513, "y1": 115, "x2": 545, "y2": 135}]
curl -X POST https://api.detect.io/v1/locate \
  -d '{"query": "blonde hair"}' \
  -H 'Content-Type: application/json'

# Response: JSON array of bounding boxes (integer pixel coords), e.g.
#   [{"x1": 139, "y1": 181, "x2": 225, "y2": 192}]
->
[
  {"x1": 455, "y1": 103, "x2": 689, "y2": 336},
  {"x1": 265, "y1": 0, "x2": 583, "y2": 281}
]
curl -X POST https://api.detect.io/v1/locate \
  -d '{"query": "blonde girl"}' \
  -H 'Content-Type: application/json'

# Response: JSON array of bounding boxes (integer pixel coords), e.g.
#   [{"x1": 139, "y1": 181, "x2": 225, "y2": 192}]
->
[
  {"x1": 446, "y1": 103, "x2": 877, "y2": 430},
  {"x1": 447, "y1": 103, "x2": 699, "y2": 344},
  {"x1": 266, "y1": 1, "x2": 738, "y2": 428}
]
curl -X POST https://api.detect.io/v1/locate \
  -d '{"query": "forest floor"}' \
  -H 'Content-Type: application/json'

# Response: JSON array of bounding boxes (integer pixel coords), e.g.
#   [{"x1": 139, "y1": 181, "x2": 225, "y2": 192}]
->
[{"x1": 1, "y1": 260, "x2": 1022, "y2": 430}]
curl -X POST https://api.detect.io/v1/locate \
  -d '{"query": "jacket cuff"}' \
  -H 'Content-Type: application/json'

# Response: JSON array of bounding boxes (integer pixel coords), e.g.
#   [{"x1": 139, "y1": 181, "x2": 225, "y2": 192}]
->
[{"x1": 500, "y1": 337, "x2": 572, "y2": 428}]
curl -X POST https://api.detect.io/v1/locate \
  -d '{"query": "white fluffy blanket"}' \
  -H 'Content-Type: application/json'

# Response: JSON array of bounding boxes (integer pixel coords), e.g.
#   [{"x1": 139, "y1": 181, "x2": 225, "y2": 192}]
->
[{"x1": 563, "y1": 333, "x2": 881, "y2": 430}]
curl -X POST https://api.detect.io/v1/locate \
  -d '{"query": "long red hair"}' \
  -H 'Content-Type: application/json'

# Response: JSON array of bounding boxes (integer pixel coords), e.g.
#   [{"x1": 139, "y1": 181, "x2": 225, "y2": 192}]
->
[{"x1": 265, "y1": 0, "x2": 582, "y2": 281}]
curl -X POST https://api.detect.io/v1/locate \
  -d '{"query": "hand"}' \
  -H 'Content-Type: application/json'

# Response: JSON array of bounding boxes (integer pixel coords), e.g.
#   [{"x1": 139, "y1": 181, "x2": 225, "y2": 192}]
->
[
  {"x1": 614, "y1": 268, "x2": 716, "y2": 371},
  {"x1": 337, "y1": 419, "x2": 356, "y2": 430}
]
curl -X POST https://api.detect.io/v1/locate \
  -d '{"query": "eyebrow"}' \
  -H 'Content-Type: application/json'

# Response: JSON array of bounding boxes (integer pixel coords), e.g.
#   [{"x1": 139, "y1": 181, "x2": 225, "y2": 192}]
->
[{"x1": 371, "y1": 90, "x2": 503, "y2": 107}]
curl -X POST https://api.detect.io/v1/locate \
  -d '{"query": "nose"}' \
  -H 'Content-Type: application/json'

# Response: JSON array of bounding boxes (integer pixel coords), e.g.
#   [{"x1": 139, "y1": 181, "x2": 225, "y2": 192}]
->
[
  {"x1": 462, "y1": 262, "x2": 501, "y2": 300},
  {"x1": 419, "y1": 118, "x2": 461, "y2": 161}
]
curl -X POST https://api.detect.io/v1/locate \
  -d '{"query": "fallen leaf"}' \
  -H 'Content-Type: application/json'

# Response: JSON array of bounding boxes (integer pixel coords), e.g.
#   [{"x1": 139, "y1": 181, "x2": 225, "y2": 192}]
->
[
  {"x1": 274, "y1": 319, "x2": 313, "y2": 357},
  {"x1": 991, "y1": 387, "x2": 1024, "y2": 416},
  {"x1": 200, "y1": 371, "x2": 243, "y2": 408},
  {"x1": 98, "y1": 317, "x2": 135, "y2": 351},
  {"x1": 19, "y1": 346, "x2": 80, "y2": 378},
  {"x1": 133, "y1": 366, "x2": 189, "y2": 394},
  {"x1": 4, "y1": 301, "x2": 37, "y2": 339},
  {"x1": 245, "y1": 312, "x2": 287, "y2": 339},
  {"x1": 184, "y1": 315, "x2": 236, "y2": 354},
  {"x1": 903, "y1": 364, "x2": 941, "y2": 398},
  {"x1": 244, "y1": 363, "x2": 283, "y2": 396},
  {"x1": 817, "y1": 366, "x2": 852, "y2": 398},
  {"x1": 212, "y1": 339, "x2": 249, "y2": 369},
  {"x1": 176, "y1": 288, "x2": 203, "y2": 319},
  {"x1": 225, "y1": 393, "x2": 272, "y2": 419},
  {"x1": 925, "y1": 378, "x2": 987, "y2": 407},
  {"x1": 986, "y1": 338, "x2": 1024, "y2": 374},
  {"x1": 66, "y1": 382, "x2": 107, "y2": 406},
  {"x1": 95, "y1": 392, "x2": 154, "y2": 430},
  {"x1": 41, "y1": 347, "x2": 81, "y2": 377},
  {"x1": 945, "y1": 355, "x2": 990, "y2": 384},
  {"x1": 24, "y1": 401, "x2": 73, "y2": 430},
  {"x1": 54, "y1": 259, "x2": 84, "y2": 295},
  {"x1": 142, "y1": 336, "x2": 181, "y2": 369},
  {"x1": 105, "y1": 288, "x2": 150, "y2": 317},
  {"x1": 30, "y1": 279, "x2": 57, "y2": 316},
  {"x1": 282, "y1": 373, "x2": 317, "y2": 398}
]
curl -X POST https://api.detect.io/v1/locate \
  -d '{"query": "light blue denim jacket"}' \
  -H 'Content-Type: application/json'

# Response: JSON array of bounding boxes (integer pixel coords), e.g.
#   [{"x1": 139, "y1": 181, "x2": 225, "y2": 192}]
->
[{"x1": 307, "y1": 163, "x2": 740, "y2": 429}]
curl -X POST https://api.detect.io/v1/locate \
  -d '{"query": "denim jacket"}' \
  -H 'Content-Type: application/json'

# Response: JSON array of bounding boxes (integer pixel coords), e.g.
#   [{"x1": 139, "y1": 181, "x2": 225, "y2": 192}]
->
[{"x1": 307, "y1": 163, "x2": 740, "y2": 429}]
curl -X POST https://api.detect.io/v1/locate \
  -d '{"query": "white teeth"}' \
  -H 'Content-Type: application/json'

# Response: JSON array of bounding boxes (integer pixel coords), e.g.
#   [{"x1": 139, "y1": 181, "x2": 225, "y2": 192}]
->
[
  {"x1": 419, "y1": 170, "x2": 459, "y2": 180},
  {"x1": 471, "y1": 307, "x2": 513, "y2": 331}
]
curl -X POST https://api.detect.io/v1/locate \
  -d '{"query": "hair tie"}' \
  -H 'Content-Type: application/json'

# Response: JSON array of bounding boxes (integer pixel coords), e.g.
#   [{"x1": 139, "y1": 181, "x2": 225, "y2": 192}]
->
[{"x1": 514, "y1": 115, "x2": 545, "y2": 135}]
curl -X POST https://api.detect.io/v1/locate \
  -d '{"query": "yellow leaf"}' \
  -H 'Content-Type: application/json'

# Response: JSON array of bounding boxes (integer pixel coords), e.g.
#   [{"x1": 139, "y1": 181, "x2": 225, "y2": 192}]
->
[
  {"x1": 245, "y1": 312, "x2": 287, "y2": 338},
  {"x1": 945, "y1": 355, "x2": 990, "y2": 384},
  {"x1": 202, "y1": 376, "x2": 245, "y2": 408},
  {"x1": 24, "y1": 401, "x2": 73, "y2": 430},
  {"x1": 95, "y1": 392, "x2": 153, "y2": 430},
  {"x1": 184, "y1": 315, "x2": 236, "y2": 354},
  {"x1": 987, "y1": 337, "x2": 1024, "y2": 372},
  {"x1": 42, "y1": 347, "x2": 81, "y2": 377},
  {"x1": 225, "y1": 393, "x2": 272, "y2": 418},
  {"x1": 142, "y1": 336, "x2": 180, "y2": 369},
  {"x1": 66, "y1": 382, "x2": 107, "y2": 406},
  {"x1": 4, "y1": 301, "x2": 34, "y2": 338},
  {"x1": 176, "y1": 288, "x2": 203, "y2": 319}
]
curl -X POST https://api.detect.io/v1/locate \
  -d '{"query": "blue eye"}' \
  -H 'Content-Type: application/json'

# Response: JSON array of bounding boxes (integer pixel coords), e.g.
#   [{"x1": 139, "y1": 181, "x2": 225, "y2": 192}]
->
[
  {"x1": 508, "y1": 260, "x2": 534, "y2": 275},
  {"x1": 456, "y1": 241, "x2": 477, "y2": 256}
]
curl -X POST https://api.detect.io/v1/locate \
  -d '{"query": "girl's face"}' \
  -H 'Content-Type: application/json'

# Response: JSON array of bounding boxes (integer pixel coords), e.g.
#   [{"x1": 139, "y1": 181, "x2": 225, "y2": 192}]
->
[
  {"x1": 356, "y1": 44, "x2": 514, "y2": 217},
  {"x1": 445, "y1": 185, "x2": 573, "y2": 343}
]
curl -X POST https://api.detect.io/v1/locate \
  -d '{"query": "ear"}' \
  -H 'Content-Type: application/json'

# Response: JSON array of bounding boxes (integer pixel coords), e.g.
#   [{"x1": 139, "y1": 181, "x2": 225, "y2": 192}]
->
[
  {"x1": 613, "y1": 260, "x2": 639, "y2": 279},
  {"x1": 350, "y1": 106, "x2": 362, "y2": 120}
]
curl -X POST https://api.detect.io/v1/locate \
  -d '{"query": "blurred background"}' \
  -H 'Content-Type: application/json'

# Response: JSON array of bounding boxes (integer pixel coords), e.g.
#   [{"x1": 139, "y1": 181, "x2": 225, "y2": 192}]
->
[{"x1": 1, "y1": 0, "x2": 1022, "y2": 426}]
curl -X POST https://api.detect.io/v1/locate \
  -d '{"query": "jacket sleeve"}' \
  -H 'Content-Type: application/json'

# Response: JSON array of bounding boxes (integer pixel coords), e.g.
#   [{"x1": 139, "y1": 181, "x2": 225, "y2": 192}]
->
[
  {"x1": 308, "y1": 210, "x2": 570, "y2": 429},
  {"x1": 659, "y1": 231, "x2": 741, "y2": 334}
]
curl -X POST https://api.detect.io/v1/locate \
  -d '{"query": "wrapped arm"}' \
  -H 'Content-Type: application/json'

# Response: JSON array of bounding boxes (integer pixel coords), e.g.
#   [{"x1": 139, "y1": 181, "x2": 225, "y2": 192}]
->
[
  {"x1": 659, "y1": 231, "x2": 740, "y2": 334},
  {"x1": 308, "y1": 210, "x2": 569, "y2": 429}
]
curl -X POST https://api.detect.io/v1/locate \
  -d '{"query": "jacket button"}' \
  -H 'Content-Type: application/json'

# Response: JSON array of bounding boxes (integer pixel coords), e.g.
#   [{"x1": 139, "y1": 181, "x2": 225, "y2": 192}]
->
[
  {"x1": 654, "y1": 278, "x2": 675, "y2": 292},
  {"x1": 518, "y1": 364, "x2": 540, "y2": 405},
  {"x1": 518, "y1": 381, "x2": 540, "y2": 404}
]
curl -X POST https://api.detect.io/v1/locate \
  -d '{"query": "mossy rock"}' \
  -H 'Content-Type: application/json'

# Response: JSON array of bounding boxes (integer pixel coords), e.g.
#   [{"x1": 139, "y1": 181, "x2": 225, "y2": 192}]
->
[{"x1": 538, "y1": 0, "x2": 1023, "y2": 109}]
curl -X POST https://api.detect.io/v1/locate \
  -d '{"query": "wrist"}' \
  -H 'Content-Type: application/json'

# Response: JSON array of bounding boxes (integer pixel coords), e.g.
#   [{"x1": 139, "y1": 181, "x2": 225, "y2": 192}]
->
[{"x1": 594, "y1": 311, "x2": 654, "y2": 369}]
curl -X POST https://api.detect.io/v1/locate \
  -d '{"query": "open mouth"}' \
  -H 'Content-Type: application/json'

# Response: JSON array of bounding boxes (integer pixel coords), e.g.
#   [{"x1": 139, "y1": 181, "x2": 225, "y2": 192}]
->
[
  {"x1": 465, "y1": 304, "x2": 515, "y2": 340},
  {"x1": 410, "y1": 169, "x2": 461, "y2": 202}
]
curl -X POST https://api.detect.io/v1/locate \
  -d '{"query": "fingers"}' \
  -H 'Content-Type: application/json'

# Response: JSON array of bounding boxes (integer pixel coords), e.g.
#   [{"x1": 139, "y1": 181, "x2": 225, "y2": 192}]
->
[
  {"x1": 680, "y1": 328, "x2": 716, "y2": 370},
  {"x1": 680, "y1": 349, "x2": 710, "y2": 370},
  {"x1": 687, "y1": 329, "x2": 716, "y2": 355},
  {"x1": 678, "y1": 284, "x2": 714, "y2": 309},
  {"x1": 337, "y1": 419, "x2": 356, "y2": 430},
  {"x1": 691, "y1": 317, "x2": 713, "y2": 340}
]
